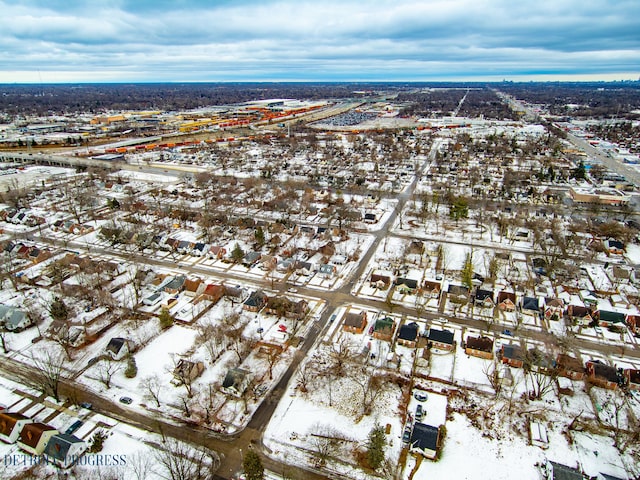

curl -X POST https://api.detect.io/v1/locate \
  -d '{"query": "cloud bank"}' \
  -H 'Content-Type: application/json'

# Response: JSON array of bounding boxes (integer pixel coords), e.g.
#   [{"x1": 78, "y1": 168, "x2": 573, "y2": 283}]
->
[{"x1": 0, "y1": 0, "x2": 638, "y2": 82}]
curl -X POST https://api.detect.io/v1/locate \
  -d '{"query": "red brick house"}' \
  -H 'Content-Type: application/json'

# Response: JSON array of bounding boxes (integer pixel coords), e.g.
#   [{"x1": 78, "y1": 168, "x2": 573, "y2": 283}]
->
[
  {"x1": 343, "y1": 311, "x2": 367, "y2": 334},
  {"x1": 464, "y1": 336, "x2": 493, "y2": 359},
  {"x1": 586, "y1": 361, "x2": 620, "y2": 390}
]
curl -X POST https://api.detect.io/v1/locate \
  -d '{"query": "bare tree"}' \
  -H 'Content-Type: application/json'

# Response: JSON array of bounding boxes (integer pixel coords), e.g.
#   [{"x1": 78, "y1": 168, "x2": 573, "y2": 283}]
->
[
  {"x1": 523, "y1": 349, "x2": 558, "y2": 400},
  {"x1": 126, "y1": 451, "x2": 156, "y2": 480},
  {"x1": 140, "y1": 374, "x2": 163, "y2": 408},
  {"x1": 153, "y1": 438, "x2": 219, "y2": 480},
  {"x1": 96, "y1": 357, "x2": 124, "y2": 389},
  {"x1": 482, "y1": 360, "x2": 503, "y2": 397},
  {"x1": 30, "y1": 347, "x2": 66, "y2": 402},
  {"x1": 307, "y1": 423, "x2": 350, "y2": 468}
]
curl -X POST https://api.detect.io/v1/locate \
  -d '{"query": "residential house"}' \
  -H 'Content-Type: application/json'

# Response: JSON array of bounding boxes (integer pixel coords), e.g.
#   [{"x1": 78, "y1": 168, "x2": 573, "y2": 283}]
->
[
  {"x1": 242, "y1": 251, "x2": 262, "y2": 267},
  {"x1": 192, "y1": 243, "x2": 207, "y2": 257},
  {"x1": 500, "y1": 344, "x2": 524, "y2": 368},
  {"x1": 624, "y1": 368, "x2": 640, "y2": 391},
  {"x1": 265, "y1": 296, "x2": 309, "y2": 320},
  {"x1": 18, "y1": 423, "x2": 58, "y2": 455},
  {"x1": 176, "y1": 240, "x2": 194, "y2": 255},
  {"x1": 544, "y1": 298, "x2": 564, "y2": 321},
  {"x1": 428, "y1": 329, "x2": 455, "y2": 351},
  {"x1": 409, "y1": 423, "x2": 440, "y2": 459},
  {"x1": 201, "y1": 284, "x2": 225, "y2": 304},
  {"x1": 567, "y1": 305, "x2": 593, "y2": 326},
  {"x1": 105, "y1": 337, "x2": 129, "y2": 360},
  {"x1": 395, "y1": 277, "x2": 419, "y2": 294},
  {"x1": 160, "y1": 275, "x2": 186, "y2": 295},
  {"x1": 556, "y1": 354, "x2": 585, "y2": 380},
  {"x1": 183, "y1": 278, "x2": 205, "y2": 297},
  {"x1": 342, "y1": 311, "x2": 368, "y2": 334},
  {"x1": 243, "y1": 290, "x2": 268, "y2": 312},
  {"x1": 422, "y1": 280, "x2": 442, "y2": 299},
  {"x1": 373, "y1": 317, "x2": 396, "y2": 342},
  {"x1": 464, "y1": 336, "x2": 493, "y2": 359},
  {"x1": 397, "y1": 322, "x2": 420, "y2": 348},
  {"x1": 586, "y1": 361, "x2": 621, "y2": 390},
  {"x1": 522, "y1": 296, "x2": 540, "y2": 314},
  {"x1": 544, "y1": 460, "x2": 585, "y2": 480},
  {"x1": 626, "y1": 314, "x2": 640, "y2": 334},
  {"x1": 43, "y1": 433, "x2": 88, "y2": 468},
  {"x1": 448, "y1": 284, "x2": 470, "y2": 302},
  {"x1": 0, "y1": 305, "x2": 32, "y2": 332},
  {"x1": 497, "y1": 291, "x2": 517, "y2": 311},
  {"x1": 527, "y1": 348, "x2": 556, "y2": 375},
  {"x1": 172, "y1": 359, "x2": 205, "y2": 386},
  {"x1": 0, "y1": 412, "x2": 33, "y2": 444},
  {"x1": 318, "y1": 264, "x2": 336, "y2": 278},
  {"x1": 208, "y1": 245, "x2": 227, "y2": 260},
  {"x1": 595, "y1": 310, "x2": 626, "y2": 328},
  {"x1": 221, "y1": 367, "x2": 250, "y2": 397},
  {"x1": 370, "y1": 272, "x2": 392, "y2": 289},
  {"x1": 604, "y1": 239, "x2": 625, "y2": 255},
  {"x1": 142, "y1": 292, "x2": 163, "y2": 306},
  {"x1": 474, "y1": 289, "x2": 494, "y2": 308}
]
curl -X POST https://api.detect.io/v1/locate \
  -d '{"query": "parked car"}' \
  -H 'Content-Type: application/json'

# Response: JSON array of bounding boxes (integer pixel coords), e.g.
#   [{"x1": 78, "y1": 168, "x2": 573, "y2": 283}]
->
[
  {"x1": 414, "y1": 391, "x2": 428, "y2": 402},
  {"x1": 65, "y1": 420, "x2": 83, "y2": 435},
  {"x1": 79, "y1": 402, "x2": 93, "y2": 410},
  {"x1": 416, "y1": 404, "x2": 424, "y2": 421},
  {"x1": 402, "y1": 426, "x2": 412, "y2": 444},
  {"x1": 502, "y1": 329, "x2": 513, "y2": 336},
  {"x1": 119, "y1": 396, "x2": 133, "y2": 405}
]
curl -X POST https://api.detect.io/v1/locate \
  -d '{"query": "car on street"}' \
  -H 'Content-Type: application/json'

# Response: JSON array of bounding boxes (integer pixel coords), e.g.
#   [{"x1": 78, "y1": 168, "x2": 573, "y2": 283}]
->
[
  {"x1": 119, "y1": 396, "x2": 133, "y2": 405},
  {"x1": 288, "y1": 287, "x2": 298, "y2": 293},
  {"x1": 79, "y1": 402, "x2": 93, "y2": 410},
  {"x1": 416, "y1": 404, "x2": 424, "y2": 421},
  {"x1": 502, "y1": 329, "x2": 513, "y2": 336}
]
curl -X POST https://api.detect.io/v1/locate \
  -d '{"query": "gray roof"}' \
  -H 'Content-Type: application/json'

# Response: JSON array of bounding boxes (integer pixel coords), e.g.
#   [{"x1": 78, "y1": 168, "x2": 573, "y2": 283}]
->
[
  {"x1": 222, "y1": 368, "x2": 249, "y2": 389},
  {"x1": 43, "y1": 433, "x2": 84, "y2": 461},
  {"x1": 410, "y1": 423, "x2": 439, "y2": 452},
  {"x1": 428, "y1": 328, "x2": 454, "y2": 345}
]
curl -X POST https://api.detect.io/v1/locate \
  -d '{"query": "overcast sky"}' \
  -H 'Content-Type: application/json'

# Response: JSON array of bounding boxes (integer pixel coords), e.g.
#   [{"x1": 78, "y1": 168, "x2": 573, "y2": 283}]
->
[{"x1": 1, "y1": 0, "x2": 638, "y2": 83}]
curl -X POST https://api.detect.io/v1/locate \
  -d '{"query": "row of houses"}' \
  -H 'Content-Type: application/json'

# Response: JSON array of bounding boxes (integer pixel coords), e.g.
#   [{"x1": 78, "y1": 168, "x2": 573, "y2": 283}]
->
[
  {"x1": 342, "y1": 311, "x2": 456, "y2": 350},
  {"x1": 2, "y1": 241, "x2": 52, "y2": 264},
  {"x1": 0, "y1": 208, "x2": 46, "y2": 227},
  {"x1": 0, "y1": 410, "x2": 87, "y2": 468},
  {"x1": 494, "y1": 343, "x2": 640, "y2": 391},
  {"x1": 242, "y1": 290, "x2": 309, "y2": 320},
  {"x1": 372, "y1": 270, "x2": 640, "y2": 332}
]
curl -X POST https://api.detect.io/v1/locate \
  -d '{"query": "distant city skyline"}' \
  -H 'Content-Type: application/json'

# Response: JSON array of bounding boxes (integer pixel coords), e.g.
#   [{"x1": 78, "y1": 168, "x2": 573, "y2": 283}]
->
[{"x1": 0, "y1": 0, "x2": 638, "y2": 83}]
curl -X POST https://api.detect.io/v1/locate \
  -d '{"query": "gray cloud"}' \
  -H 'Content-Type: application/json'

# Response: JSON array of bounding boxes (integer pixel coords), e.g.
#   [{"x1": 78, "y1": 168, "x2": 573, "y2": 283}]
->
[{"x1": 0, "y1": 0, "x2": 638, "y2": 82}]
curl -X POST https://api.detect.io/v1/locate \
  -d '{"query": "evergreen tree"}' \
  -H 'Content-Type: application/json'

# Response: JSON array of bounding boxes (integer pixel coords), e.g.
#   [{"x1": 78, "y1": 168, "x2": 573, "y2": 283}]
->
[
  {"x1": 49, "y1": 297, "x2": 69, "y2": 322},
  {"x1": 366, "y1": 424, "x2": 386, "y2": 470},
  {"x1": 124, "y1": 356, "x2": 138, "y2": 378},
  {"x1": 158, "y1": 307, "x2": 174, "y2": 330},
  {"x1": 242, "y1": 449, "x2": 264, "y2": 480},
  {"x1": 571, "y1": 161, "x2": 586, "y2": 180},
  {"x1": 449, "y1": 197, "x2": 469, "y2": 223},
  {"x1": 231, "y1": 243, "x2": 244, "y2": 263},
  {"x1": 461, "y1": 251, "x2": 474, "y2": 290},
  {"x1": 255, "y1": 226, "x2": 265, "y2": 246}
]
